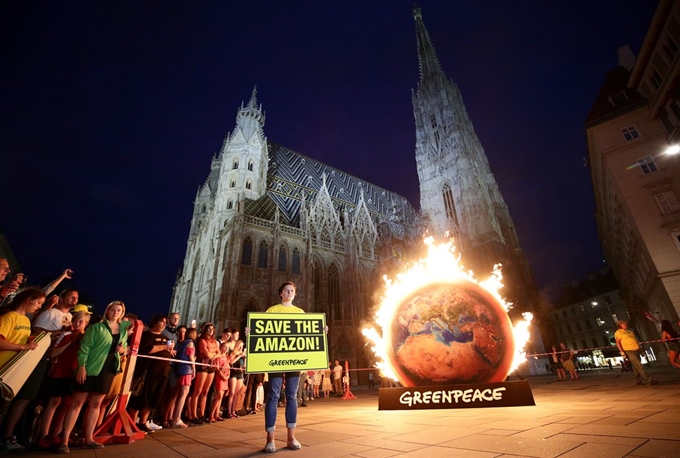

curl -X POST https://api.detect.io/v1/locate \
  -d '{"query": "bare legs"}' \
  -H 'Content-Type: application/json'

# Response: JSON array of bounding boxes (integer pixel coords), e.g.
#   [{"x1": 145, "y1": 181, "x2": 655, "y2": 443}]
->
[{"x1": 62, "y1": 392, "x2": 106, "y2": 446}]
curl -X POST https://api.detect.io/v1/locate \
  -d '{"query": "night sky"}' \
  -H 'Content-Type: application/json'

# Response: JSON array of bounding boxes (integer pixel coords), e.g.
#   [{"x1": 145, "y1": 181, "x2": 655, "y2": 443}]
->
[{"x1": 2, "y1": 1, "x2": 658, "y2": 321}]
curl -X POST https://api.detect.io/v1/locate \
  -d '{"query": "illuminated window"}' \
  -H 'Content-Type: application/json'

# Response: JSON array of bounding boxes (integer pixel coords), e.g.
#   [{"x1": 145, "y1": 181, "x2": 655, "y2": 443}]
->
[
  {"x1": 596, "y1": 317, "x2": 605, "y2": 327},
  {"x1": 580, "y1": 304, "x2": 585, "y2": 312},
  {"x1": 612, "y1": 313, "x2": 618, "y2": 323},
  {"x1": 654, "y1": 191, "x2": 680, "y2": 213},
  {"x1": 621, "y1": 125, "x2": 640, "y2": 141}
]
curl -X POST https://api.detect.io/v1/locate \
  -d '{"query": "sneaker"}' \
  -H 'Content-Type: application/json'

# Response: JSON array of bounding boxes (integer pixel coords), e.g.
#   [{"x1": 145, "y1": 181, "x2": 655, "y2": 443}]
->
[
  {"x1": 146, "y1": 420, "x2": 163, "y2": 431},
  {"x1": 136, "y1": 423, "x2": 154, "y2": 433},
  {"x1": 56, "y1": 444, "x2": 70, "y2": 454},
  {"x1": 264, "y1": 442, "x2": 276, "y2": 453},
  {"x1": 0, "y1": 436, "x2": 25, "y2": 452}
]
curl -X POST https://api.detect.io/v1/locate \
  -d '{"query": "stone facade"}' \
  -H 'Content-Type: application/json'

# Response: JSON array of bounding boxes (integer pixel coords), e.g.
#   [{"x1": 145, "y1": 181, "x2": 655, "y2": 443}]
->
[{"x1": 585, "y1": 0, "x2": 680, "y2": 355}]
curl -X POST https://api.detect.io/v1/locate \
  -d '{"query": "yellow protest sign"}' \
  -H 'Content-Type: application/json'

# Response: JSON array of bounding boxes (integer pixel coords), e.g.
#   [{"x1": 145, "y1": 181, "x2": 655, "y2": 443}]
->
[{"x1": 246, "y1": 312, "x2": 328, "y2": 373}]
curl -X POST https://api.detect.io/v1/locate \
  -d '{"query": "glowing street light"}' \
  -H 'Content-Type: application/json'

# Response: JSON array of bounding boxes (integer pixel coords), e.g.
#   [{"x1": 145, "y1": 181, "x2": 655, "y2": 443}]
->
[{"x1": 665, "y1": 145, "x2": 680, "y2": 155}]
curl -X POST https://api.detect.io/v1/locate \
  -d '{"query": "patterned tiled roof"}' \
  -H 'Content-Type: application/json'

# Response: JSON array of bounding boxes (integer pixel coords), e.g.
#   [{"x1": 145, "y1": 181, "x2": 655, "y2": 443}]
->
[{"x1": 261, "y1": 142, "x2": 418, "y2": 234}]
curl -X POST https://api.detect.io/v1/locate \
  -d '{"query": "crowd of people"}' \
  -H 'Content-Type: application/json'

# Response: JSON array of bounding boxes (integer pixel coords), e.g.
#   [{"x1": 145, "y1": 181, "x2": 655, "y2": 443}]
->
[{"x1": 0, "y1": 264, "x2": 351, "y2": 454}]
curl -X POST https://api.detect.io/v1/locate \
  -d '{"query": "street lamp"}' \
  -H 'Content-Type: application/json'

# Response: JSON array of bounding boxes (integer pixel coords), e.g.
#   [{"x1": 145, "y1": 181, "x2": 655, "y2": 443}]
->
[{"x1": 664, "y1": 145, "x2": 680, "y2": 155}]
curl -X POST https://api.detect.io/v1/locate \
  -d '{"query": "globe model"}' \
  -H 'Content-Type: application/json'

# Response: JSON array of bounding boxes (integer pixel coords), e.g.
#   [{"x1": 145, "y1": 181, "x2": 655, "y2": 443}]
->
[{"x1": 385, "y1": 279, "x2": 515, "y2": 386}]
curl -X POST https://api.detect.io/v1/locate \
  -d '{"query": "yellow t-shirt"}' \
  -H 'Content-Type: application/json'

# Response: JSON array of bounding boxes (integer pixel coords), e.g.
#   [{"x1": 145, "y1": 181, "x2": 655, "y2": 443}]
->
[
  {"x1": 0, "y1": 311, "x2": 31, "y2": 369},
  {"x1": 266, "y1": 304, "x2": 305, "y2": 314},
  {"x1": 615, "y1": 328, "x2": 639, "y2": 351}
]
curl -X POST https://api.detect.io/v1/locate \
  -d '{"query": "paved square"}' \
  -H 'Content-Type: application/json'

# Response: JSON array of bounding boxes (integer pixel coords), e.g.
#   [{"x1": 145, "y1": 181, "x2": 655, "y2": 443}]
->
[{"x1": 20, "y1": 368, "x2": 680, "y2": 457}]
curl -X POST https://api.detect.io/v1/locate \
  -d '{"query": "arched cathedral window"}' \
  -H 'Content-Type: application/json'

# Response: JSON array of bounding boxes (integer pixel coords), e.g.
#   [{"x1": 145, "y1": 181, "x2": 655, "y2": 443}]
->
[
  {"x1": 227, "y1": 200, "x2": 233, "y2": 210},
  {"x1": 247, "y1": 161, "x2": 254, "y2": 172},
  {"x1": 442, "y1": 183, "x2": 458, "y2": 225},
  {"x1": 230, "y1": 180, "x2": 236, "y2": 188},
  {"x1": 258, "y1": 240, "x2": 268, "y2": 268},
  {"x1": 328, "y1": 264, "x2": 340, "y2": 320},
  {"x1": 241, "y1": 237, "x2": 253, "y2": 265},
  {"x1": 246, "y1": 181, "x2": 252, "y2": 190},
  {"x1": 292, "y1": 248, "x2": 301, "y2": 274},
  {"x1": 278, "y1": 245, "x2": 287, "y2": 272},
  {"x1": 233, "y1": 160, "x2": 239, "y2": 169}
]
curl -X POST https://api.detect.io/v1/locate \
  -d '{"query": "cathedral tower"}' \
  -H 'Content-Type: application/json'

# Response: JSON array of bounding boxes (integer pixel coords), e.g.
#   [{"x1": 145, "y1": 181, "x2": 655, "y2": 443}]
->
[{"x1": 411, "y1": 6, "x2": 540, "y2": 325}]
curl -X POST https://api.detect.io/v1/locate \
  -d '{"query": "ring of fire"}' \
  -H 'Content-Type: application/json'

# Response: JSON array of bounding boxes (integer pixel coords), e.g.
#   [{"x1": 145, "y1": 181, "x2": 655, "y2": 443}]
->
[{"x1": 385, "y1": 279, "x2": 515, "y2": 386}]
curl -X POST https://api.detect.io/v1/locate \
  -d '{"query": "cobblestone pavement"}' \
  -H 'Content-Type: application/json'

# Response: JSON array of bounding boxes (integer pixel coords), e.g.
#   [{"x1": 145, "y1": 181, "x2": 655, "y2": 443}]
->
[{"x1": 17, "y1": 367, "x2": 680, "y2": 458}]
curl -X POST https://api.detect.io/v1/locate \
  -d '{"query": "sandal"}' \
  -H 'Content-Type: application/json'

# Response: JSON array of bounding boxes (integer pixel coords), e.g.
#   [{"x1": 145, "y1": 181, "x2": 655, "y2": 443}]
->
[{"x1": 215, "y1": 417, "x2": 225, "y2": 422}]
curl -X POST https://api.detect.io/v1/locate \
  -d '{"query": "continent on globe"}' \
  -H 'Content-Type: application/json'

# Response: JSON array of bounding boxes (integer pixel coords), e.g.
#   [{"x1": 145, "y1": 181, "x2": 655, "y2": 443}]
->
[{"x1": 385, "y1": 280, "x2": 514, "y2": 386}]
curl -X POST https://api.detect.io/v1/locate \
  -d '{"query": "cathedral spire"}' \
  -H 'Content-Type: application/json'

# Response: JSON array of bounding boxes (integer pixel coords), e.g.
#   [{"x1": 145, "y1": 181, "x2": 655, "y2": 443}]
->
[
  {"x1": 413, "y1": 4, "x2": 445, "y2": 83},
  {"x1": 246, "y1": 85, "x2": 258, "y2": 109}
]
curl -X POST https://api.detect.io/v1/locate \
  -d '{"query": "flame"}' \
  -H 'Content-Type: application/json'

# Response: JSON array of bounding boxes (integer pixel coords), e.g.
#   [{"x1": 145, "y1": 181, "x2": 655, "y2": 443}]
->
[{"x1": 362, "y1": 237, "x2": 532, "y2": 381}]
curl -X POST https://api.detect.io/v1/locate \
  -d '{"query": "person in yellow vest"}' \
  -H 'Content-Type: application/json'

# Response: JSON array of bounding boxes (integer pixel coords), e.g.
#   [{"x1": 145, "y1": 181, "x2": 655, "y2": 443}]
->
[
  {"x1": 263, "y1": 282, "x2": 303, "y2": 454},
  {"x1": 614, "y1": 320, "x2": 658, "y2": 386}
]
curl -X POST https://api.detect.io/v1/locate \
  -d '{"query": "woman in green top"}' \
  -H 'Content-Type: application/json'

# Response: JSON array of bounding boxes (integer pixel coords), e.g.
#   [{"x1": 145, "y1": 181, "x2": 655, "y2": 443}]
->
[
  {"x1": 58, "y1": 300, "x2": 130, "y2": 453},
  {"x1": 263, "y1": 282, "x2": 303, "y2": 453}
]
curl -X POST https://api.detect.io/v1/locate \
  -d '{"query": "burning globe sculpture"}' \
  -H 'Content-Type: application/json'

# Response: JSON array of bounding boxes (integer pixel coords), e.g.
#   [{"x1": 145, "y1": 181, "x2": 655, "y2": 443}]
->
[
  {"x1": 386, "y1": 280, "x2": 515, "y2": 386},
  {"x1": 363, "y1": 238, "x2": 532, "y2": 387}
]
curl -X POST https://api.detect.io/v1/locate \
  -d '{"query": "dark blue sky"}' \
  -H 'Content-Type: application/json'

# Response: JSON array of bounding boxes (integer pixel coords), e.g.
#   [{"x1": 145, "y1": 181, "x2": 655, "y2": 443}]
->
[{"x1": 1, "y1": 1, "x2": 657, "y2": 320}]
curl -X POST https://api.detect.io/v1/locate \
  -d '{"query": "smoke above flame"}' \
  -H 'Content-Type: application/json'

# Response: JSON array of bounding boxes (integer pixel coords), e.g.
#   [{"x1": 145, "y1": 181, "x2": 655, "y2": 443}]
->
[{"x1": 362, "y1": 237, "x2": 533, "y2": 380}]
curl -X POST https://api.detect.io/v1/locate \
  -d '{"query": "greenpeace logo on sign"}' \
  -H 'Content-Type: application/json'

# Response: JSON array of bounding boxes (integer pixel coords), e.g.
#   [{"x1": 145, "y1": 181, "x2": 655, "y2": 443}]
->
[
  {"x1": 268, "y1": 359, "x2": 309, "y2": 367},
  {"x1": 378, "y1": 381, "x2": 535, "y2": 410},
  {"x1": 399, "y1": 387, "x2": 506, "y2": 407}
]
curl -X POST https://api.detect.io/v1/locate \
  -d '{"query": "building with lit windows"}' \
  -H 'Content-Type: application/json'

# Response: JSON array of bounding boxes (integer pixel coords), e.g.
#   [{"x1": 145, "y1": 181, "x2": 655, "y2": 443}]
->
[
  {"x1": 585, "y1": 0, "x2": 680, "y2": 363},
  {"x1": 551, "y1": 267, "x2": 655, "y2": 368}
]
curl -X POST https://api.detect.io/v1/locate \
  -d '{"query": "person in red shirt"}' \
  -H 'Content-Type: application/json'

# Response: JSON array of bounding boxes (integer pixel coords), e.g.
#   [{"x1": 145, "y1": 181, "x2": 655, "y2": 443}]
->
[{"x1": 36, "y1": 309, "x2": 91, "y2": 448}]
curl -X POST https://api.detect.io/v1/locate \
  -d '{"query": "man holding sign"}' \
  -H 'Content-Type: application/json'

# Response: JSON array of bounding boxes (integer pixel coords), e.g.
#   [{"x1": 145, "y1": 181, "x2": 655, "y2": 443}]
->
[{"x1": 246, "y1": 282, "x2": 328, "y2": 454}]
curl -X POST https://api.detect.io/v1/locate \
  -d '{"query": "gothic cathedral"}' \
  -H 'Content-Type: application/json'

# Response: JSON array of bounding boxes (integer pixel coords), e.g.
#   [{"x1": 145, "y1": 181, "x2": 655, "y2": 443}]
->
[{"x1": 171, "y1": 6, "x2": 542, "y2": 375}]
